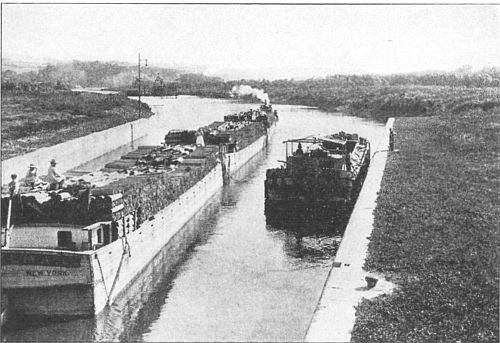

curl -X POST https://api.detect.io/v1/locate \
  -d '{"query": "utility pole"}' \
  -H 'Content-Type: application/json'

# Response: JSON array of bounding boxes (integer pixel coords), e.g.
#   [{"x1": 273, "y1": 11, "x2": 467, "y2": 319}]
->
[{"x1": 138, "y1": 53, "x2": 148, "y2": 118}]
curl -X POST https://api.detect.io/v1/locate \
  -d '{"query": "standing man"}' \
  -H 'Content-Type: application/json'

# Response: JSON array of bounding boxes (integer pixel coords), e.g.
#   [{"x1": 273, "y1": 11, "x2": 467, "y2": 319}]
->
[
  {"x1": 8, "y1": 174, "x2": 20, "y2": 198},
  {"x1": 195, "y1": 130, "x2": 205, "y2": 147},
  {"x1": 295, "y1": 142, "x2": 304, "y2": 156},
  {"x1": 48, "y1": 159, "x2": 65, "y2": 190},
  {"x1": 8, "y1": 174, "x2": 23, "y2": 216},
  {"x1": 389, "y1": 128, "x2": 396, "y2": 151},
  {"x1": 345, "y1": 151, "x2": 352, "y2": 171}
]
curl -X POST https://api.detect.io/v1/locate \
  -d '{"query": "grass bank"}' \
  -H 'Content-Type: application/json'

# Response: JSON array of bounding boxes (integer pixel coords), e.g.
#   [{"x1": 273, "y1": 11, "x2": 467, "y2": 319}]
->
[
  {"x1": 351, "y1": 108, "x2": 499, "y2": 342},
  {"x1": 267, "y1": 85, "x2": 500, "y2": 121},
  {"x1": 1, "y1": 91, "x2": 153, "y2": 160}
]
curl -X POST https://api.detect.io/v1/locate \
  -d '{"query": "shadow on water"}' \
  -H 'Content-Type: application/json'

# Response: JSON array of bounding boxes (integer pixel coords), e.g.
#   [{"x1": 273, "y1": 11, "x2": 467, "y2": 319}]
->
[{"x1": 265, "y1": 215, "x2": 346, "y2": 266}]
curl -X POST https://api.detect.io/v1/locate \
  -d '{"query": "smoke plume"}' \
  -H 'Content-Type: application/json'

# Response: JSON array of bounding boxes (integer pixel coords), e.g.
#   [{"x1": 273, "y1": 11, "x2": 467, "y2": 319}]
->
[{"x1": 231, "y1": 85, "x2": 269, "y2": 103}]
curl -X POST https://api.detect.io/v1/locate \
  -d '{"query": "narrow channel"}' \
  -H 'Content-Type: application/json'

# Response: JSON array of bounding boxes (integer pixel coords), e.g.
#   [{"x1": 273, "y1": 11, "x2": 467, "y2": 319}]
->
[{"x1": 2, "y1": 98, "x2": 386, "y2": 342}]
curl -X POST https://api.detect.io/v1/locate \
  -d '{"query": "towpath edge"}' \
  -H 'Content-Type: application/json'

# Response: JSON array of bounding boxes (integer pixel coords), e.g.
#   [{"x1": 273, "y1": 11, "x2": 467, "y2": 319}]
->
[{"x1": 305, "y1": 117, "x2": 394, "y2": 342}]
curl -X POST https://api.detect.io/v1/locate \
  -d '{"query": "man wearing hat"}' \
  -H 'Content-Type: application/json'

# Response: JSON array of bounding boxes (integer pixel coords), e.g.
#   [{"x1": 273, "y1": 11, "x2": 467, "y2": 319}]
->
[
  {"x1": 48, "y1": 159, "x2": 65, "y2": 190},
  {"x1": 25, "y1": 163, "x2": 40, "y2": 188}
]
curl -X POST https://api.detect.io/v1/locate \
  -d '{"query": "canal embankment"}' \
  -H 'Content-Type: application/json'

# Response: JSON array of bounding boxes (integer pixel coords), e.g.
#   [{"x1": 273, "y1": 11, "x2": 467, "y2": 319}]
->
[
  {"x1": 1, "y1": 92, "x2": 155, "y2": 160},
  {"x1": 350, "y1": 108, "x2": 499, "y2": 342},
  {"x1": 307, "y1": 107, "x2": 499, "y2": 343},
  {"x1": 1, "y1": 91, "x2": 156, "y2": 184},
  {"x1": 305, "y1": 118, "x2": 395, "y2": 342},
  {"x1": 2, "y1": 115, "x2": 156, "y2": 185}
]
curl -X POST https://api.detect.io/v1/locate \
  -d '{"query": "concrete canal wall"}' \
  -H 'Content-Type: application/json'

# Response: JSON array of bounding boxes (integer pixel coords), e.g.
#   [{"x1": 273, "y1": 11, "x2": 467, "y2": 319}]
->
[
  {"x1": 2, "y1": 115, "x2": 157, "y2": 185},
  {"x1": 305, "y1": 118, "x2": 395, "y2": 342}
]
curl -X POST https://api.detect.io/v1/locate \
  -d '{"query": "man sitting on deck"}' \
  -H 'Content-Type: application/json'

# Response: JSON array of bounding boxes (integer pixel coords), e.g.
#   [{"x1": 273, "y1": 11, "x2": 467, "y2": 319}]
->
[
  {"x1": 48, "y1": 159, "x2": 65, "y2": 190},
  {"x1": 24, "y1": 164, "x2": 40, "y2": 188}
]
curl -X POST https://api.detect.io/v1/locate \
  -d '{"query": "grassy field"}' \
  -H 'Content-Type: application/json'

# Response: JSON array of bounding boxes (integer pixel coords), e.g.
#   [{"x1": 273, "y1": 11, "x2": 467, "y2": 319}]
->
[
  {"x1": 241, "y1": 79, "x2": 500, "y2": 121},
  {"x1": 351, "y1": 107, "x2": 499, "y2": 342},
  {"x1": 1, "y1": 91, "x2": 153, "y2": 160}
]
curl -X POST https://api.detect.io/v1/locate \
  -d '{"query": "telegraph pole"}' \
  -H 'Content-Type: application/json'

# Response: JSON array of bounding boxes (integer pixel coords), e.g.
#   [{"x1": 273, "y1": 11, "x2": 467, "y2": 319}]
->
[{"x1": 138, "y1": 53, "x2": 148, "y2": 118}]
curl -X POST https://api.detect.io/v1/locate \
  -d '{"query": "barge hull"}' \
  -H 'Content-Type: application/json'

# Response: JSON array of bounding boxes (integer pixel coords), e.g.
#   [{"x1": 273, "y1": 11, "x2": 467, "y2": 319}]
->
[
  {"x1": 93, "y1": 127, "x2": 275, "y2": 313},
  {"x1": 223, "y1": 125, "x2": 275, "y2": 178},
  {"x1": 4, "y1": 285, "x2": 94, "y2": 317},
  {"x1": 2, "y1": 121, "x2": 274, "y2": 317},
  {"x1": 91, "y1": 163, "x2": 223, "y2": 314}
]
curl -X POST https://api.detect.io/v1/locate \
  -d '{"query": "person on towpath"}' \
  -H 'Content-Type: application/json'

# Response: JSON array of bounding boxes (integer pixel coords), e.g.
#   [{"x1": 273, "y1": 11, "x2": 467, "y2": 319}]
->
[
  {"x1": 389, "y1": 128, "x2": 396, "y2": 151},
  {"x1": 48, "y1": 159, "x2": 65, "y2": 190}
]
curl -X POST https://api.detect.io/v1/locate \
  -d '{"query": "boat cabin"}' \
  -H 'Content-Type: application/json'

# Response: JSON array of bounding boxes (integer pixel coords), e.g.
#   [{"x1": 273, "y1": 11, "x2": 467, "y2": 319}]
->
[
  {"x1": 5, "y1": 213, "x2": 136, "y2": 251},
  {"x1": 283, "y1": 136, "x2": 353, "y2": 172}
]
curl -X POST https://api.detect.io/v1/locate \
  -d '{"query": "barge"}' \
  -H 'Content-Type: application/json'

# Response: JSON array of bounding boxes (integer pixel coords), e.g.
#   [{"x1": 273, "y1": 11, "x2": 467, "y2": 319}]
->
[
  {"x1": 1, "y1": 103, "x2": 277, "y2": 318},
  {"x1": 264, "y1": 132, "x2": 370, "y2": 221}
]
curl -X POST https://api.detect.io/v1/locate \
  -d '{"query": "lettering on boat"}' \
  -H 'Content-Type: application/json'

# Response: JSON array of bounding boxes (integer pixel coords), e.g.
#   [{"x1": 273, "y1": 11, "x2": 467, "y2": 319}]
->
[{"x1": 24, "y1": 270, "x2": 70, "y2": 277}]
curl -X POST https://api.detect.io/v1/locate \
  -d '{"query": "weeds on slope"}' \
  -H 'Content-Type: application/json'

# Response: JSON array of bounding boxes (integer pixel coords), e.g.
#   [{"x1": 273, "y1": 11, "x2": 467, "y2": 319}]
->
[
  {"x1": 1, "y1": 92, "x2": 153, "y2": 160},
  {"x1": 351, "y1": 107, "x2": 499, "y2": 342}
]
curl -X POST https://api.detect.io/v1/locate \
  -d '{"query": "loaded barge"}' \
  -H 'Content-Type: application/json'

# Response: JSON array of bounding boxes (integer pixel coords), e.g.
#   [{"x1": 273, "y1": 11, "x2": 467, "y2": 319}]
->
[
  {"x1": 264, "y1": 132, "x2": 370, "y2": 221},
  {"x1": 1, "y1": 103, "x2": 277, "y2": 318}
]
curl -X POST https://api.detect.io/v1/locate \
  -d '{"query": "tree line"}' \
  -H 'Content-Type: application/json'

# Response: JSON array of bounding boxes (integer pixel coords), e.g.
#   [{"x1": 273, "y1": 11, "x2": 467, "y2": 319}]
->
[{"x1": 2, "y1": 60, "x2": 499, "y2": 120}]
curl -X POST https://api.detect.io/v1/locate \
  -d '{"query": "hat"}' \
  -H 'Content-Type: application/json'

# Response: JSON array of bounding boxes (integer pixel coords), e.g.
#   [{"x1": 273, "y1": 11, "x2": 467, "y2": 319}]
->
[
  {"x1": 50, "y1": 159, "x2": 57, "y2": 164},
  {"x1": 28, "y1": 163, "x2": 37, "y2": 168}
]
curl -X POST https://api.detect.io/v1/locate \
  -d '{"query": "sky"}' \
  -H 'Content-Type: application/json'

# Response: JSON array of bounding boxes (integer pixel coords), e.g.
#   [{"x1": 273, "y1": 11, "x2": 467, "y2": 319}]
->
[{"x1": 2, "y1": 4, "x2": 499, "y2": 79}]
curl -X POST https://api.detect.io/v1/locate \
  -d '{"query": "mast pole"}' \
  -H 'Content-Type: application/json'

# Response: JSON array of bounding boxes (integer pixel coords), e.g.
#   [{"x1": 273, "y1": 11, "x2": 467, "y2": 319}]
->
[
  {"x1": 6, "y1": 199, "x2": 12, "y2": 230},
  {"x1": 138, "y1": 53, "x2": 141, "y2": 118}
]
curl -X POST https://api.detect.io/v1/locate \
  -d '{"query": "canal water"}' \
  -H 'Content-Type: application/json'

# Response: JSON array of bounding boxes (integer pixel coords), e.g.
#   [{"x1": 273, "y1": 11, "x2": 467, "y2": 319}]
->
[{"x1": 2, "y1": 97, "x2": 385, "y2": 342}]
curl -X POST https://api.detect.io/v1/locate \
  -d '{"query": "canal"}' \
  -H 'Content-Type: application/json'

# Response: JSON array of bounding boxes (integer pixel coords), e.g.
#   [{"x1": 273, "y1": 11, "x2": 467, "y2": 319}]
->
[{"x1": 2, "y1": 97, "x2": 386, "y2": 342}]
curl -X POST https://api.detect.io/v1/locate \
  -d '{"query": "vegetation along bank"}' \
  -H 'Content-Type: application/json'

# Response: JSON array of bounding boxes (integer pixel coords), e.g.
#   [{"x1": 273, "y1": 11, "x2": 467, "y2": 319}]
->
[
  {"x1": 350, "y1": 105, "x2": 499, "y2": 342},
  {"x1": 1, "y1": 91, "x2": 153, "y2": 160}
]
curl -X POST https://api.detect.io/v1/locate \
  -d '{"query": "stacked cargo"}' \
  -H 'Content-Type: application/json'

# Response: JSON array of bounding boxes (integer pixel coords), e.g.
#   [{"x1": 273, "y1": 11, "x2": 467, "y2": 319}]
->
[
  {"x1": 3, "y1": 104, "x2": 275, "y2": 228},
  {"x1": 91, "y1": 149, "x2": 218, "y2": 224},
  {"x1": 103, "y1": 145, "x2": 195, "y2": 172},
  {"x1": 1, "y1": 190, "x2": 91, "y2": 224},
  {"x1": 2, "y1": 142, "x2": 219, "y2": 226},
  {"x1": 164, "y1": 130, "x2": 197, "y2": 145},
  {"x1": 265, "y1": 132, "x2": 369, "y2": 221},
  {"x1": 163, "y1": 105, "x2": 275, "y2": 153},
  {"x1": 224, "y1": 122, "x2": 267, "y2": 150},
  {"x1": 88, "y1": 193, "x2": 124, "y2": 222}
]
